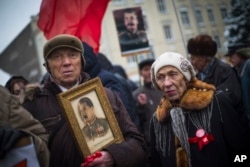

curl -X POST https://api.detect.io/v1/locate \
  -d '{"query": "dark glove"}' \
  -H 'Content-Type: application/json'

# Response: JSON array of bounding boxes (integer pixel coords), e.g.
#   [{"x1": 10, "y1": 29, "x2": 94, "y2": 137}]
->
[{"x1": 0, "y1": 126, "x2": 23, "y2": 159}]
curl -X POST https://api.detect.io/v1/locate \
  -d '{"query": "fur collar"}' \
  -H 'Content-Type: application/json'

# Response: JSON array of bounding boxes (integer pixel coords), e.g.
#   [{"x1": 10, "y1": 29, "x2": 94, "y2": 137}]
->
[{"x1": 156, "y1": 78, "x2": 215, "y2": 123}]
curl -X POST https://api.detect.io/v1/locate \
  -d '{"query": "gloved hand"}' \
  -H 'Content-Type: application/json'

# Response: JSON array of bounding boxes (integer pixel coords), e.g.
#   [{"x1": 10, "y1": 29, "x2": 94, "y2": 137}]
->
[{"x1": 0, "y1": 126, "x2": 23, "y2": 159}]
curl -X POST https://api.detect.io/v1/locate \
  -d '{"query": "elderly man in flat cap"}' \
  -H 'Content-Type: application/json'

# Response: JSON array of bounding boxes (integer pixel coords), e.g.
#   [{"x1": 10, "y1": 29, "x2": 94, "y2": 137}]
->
[
  {"x1": 23, "y1": 34, "x2": 146, "y2": 167},
  {"x1": 149, "y1": 52, "x2": 250, "y2": 167}
]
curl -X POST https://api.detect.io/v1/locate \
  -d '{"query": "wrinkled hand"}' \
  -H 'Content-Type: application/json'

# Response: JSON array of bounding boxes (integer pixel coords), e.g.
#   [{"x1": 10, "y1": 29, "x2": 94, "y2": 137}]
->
[
  {"x1": 0, "y1": 126, "x2": 23, "y2": 159},
  {"x1": 81, "y1": 151, "x2": 114, "y2": 167},
  {"x1": 137, "y1": 93, "x2": 147, "y2": 105}
]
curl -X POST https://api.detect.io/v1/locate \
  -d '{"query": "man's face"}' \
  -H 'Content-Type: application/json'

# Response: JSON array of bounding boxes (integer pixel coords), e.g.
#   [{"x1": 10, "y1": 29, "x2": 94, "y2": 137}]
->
[
  {"x1": 156, "y1": 66, "x2": 187, "y2": 102},
  {"x1": 78, "y1": 103, "x2": 95, "y2": 124},
  {"x1": 189, "y1": 54, "x2": 209, "y2": 73},
  {"x1": 140, "y1": 65, "x2": 152, "y2": 83},
  {"x1": 229, "y1": 53, "x2": 242, "y2": 67},
  {"x1": 47, "y1": 48, "x2": 82, "y2": 88},
  {"x1": 124, "y1": 12, "x2": 138, "y2": 33}
]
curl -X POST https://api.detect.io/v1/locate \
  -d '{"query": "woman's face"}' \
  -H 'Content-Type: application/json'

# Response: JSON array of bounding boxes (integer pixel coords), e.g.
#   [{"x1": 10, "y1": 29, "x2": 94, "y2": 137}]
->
[
  {"x1": 155, "y1": 66, "x2": 187, "y2": 102},
  {"x1": 229, "y1": 53, "x2": 243, "y2": 67}
]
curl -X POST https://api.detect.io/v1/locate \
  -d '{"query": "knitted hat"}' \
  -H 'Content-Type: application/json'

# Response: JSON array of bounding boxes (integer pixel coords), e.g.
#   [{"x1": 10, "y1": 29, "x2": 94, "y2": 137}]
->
[
  {"x1": 43, "y1": 34, "x2": 85, "y2": 69},
  {"x1": 151, "y1": 52, "x2": 196, "y2": 90}
]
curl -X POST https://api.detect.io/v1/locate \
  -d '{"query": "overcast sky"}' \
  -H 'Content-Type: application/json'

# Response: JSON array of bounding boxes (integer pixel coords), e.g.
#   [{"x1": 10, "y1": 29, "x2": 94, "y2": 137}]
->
[
  {"x1": 0, "y1": 0, "x2": 42, "y2": 85},
  {"x1": 0, "y1": 0, "x2": 42, "y2": 53}
]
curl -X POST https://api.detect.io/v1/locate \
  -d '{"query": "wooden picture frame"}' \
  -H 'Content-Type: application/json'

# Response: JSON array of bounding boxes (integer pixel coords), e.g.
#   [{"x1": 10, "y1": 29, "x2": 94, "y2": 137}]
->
[{"x1": 57, "y1": 77, "x2": 124, "y2": 157}]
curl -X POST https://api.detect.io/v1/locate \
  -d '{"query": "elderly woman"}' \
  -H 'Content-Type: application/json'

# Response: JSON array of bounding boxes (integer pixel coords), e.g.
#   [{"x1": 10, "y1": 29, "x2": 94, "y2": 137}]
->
[{"x1": 150, "y1": 52, "x2": 250, "y2": 167}]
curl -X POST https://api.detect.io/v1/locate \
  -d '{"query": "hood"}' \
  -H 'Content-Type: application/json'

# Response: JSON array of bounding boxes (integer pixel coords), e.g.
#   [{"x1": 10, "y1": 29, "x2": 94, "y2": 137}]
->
[{"x1": 83, "y1": 42, "x2": 101, "y2": 78}]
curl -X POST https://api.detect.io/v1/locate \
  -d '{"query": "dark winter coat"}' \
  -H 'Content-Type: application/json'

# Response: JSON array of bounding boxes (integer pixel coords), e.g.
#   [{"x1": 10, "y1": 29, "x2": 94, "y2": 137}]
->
[
  {"x1": 150, "y1": 79, "x2": 250, "y2": 167},
  {"x1": 23, "y1": 73, "x2": 147, "y2": 167},
  {"x1": 133, "y1": 82, "x2": 163, "y2": 153},
  {"x1": 198, "y1": 58, "x2": 242, "y2": 110},
  {"x1": 237, "y1": 59, "x2": 250, "y2": 127},
  {"x1": 84, "y1": 42, "x2": 141, "y2": 129}
]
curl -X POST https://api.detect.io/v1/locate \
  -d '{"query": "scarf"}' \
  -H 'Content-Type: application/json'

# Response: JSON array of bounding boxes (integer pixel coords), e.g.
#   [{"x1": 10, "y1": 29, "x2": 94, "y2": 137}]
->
[{"x1": 153, "y1": 78, "x2": 215, "y2": 167}]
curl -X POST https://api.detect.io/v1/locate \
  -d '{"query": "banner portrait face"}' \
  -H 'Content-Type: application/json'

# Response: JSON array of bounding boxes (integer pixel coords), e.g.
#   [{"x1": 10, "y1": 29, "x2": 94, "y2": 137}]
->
[{"x1": 113, "y1": 7, "x2": 150, "y2": 56}]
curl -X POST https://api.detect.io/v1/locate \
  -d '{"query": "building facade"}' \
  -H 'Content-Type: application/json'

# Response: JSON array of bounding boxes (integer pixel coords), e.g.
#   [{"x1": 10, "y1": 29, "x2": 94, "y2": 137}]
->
[{"x1": 0, "y1": 0, "x2": 231, "y2": 83}]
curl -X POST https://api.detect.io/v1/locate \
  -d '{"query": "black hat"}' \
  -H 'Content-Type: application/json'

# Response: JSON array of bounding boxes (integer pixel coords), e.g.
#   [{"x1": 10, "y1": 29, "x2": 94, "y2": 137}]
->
[{"x1": 138, "y1": 58, "x2": 155, "y2": 70}]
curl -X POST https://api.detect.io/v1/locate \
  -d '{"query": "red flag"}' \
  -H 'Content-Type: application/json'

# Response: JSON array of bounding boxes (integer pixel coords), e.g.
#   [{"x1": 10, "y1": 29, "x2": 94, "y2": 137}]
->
[{"x1": 37, "y1": 0, "x2": 110, "y2": 53}]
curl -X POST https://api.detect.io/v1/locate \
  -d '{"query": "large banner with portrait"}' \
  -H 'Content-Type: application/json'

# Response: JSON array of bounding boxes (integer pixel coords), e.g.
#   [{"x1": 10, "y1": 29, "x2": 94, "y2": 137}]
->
[{"x1": 113, "y1": 7, "x2": 150, "y2": 56}]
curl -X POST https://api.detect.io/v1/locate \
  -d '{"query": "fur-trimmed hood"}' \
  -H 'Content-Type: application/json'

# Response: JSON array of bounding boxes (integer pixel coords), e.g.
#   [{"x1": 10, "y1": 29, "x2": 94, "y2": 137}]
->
[{"x1": 156, "y1": 78, "x2": 216, "y2": 123}]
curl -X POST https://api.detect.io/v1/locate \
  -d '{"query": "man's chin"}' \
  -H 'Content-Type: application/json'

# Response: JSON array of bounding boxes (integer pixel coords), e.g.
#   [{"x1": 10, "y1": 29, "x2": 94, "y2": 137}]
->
[{"x1": 60, "y1": 79, "x2": 78, "y2": 88}]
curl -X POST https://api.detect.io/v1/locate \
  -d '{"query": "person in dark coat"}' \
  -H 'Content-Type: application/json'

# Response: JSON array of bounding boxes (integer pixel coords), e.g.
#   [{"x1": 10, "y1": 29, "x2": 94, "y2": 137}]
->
[
  {"x1": 187, "y1": 34, "x2": 245, "y2": 119},
  {"x1": 132, "y1": 58, "x2": 164, "y2": 166},
  {"x1": 112, "y1": 64, "x2": 139, "y2": 92},
  {"x1": 84, "y1": 46, "x2": 141, "y2": 131},
  {"x1": 22, "y1": 34, "x2": 147, "y2": 167},
  {"x1": 227, "y1": 46, "x2": 250, "y2": 127},
  {"x1": 150, "y1": 52, "x2": 250, "y2": 167}
]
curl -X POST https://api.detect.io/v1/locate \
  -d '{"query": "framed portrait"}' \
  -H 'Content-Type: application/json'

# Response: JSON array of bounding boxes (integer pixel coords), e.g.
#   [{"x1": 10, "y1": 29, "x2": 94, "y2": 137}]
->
[
  {"x1": 113, "y1": 6, "x2": 150, "y2": 56},
  {"x1": 57, "y1": 77, "x2": 124, "y2": 157}
]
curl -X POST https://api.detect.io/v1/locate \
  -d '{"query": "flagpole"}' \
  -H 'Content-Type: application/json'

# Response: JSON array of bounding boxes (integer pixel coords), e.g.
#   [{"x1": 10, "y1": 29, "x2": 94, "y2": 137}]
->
[{"x1": 172, "y1": 0, "x2": 188, "y2": 56}]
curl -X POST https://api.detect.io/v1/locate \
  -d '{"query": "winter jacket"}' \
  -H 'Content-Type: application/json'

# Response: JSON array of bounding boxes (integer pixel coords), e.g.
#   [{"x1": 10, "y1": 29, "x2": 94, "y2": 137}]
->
[
  {"x1": 150, "y1": 79, "x2": 250, "y2": 167},
  {"x1": 198, "y1": 58, "x2": 242, "y2": 110},
  {"x1": 133, "y1": 82, "x2": 163, "y2": 153},
  {"x1": 0, "y1": 85, "x2": 49, "y2": 167},
  {"x1": 23, "y1": 73, "x2": 147, "y2": 167},
  {"x1": 237, "y1": 59, "x2": 250, "y2": 127},
  {"x1": 83, "y1": 42, "x2": 141, "y2": 129}
]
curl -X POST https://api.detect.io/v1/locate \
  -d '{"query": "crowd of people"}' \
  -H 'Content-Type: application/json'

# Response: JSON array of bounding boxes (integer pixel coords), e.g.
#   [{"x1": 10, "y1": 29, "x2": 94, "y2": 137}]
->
[{"x1": 1, "y1": 33, "x2": 249, "y2": 167}]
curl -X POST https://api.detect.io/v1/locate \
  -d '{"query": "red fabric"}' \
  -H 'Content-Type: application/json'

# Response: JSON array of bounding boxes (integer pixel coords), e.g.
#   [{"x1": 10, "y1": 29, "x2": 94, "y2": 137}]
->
[
  {"x1": 14, "y1": 159, "x2": 27, "y2": 167},
  {"x1": 189, "y1": 133, "x2": 214, "y2": 150},
  {"x1": 37, "y1": 0, "x2": 110, "y2": 53}
]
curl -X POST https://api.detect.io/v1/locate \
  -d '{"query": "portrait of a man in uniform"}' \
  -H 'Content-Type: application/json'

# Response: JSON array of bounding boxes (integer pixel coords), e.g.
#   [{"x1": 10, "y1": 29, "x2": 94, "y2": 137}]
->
[
  {"x1": 114, "y1": 7, "x2": 149, "y2": 53},
  {"x1": 78, "y1": 97, "x2": 110, "y2": 141}
]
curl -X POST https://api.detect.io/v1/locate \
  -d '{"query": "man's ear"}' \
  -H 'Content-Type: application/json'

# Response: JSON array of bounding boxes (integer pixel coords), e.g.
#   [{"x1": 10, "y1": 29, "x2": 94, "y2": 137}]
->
[{"x1": 43, "y1": 62, "x2": 50, "y2": 73}]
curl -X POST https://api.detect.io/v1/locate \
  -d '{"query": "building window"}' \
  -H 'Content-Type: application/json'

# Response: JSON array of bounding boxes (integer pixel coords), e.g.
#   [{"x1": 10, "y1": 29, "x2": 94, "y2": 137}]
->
[
  {"x1": 163, "y1": 25, "x2": 173, "y2": 41},
  {"x1": 195, "y1": 8, "x2": 204, "y2": 26},
  {"x1": 220, "y1": 7, "x2": 227, "y2": 20},
  {"x1": 207, "y1": 7, "x2": 215, "y2": 24},
  {"x1": 156, "y1": 0, "x2": 167, "y2": 14},
  {"x1": 213, "y1": 35, "x2": 221, "y2": 49},
  {"x1": 127, "y1": 56, "x2": 137, "y2": 63},
  {"x1": 126, "y1": 49, "x2": 154, "y2": 63},
  {"x1": 180, "y1": 10, "x2": 190, "y2": 26}
]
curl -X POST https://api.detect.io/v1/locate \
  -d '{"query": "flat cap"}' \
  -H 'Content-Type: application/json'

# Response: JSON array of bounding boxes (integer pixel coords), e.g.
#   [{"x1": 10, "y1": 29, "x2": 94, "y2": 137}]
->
[
  {"x1": 43, "y1": 34, "x2": 83, "y2": 59},
  {"x1": 236, "y1": 47, "x2": 250, "y2": 58}
]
